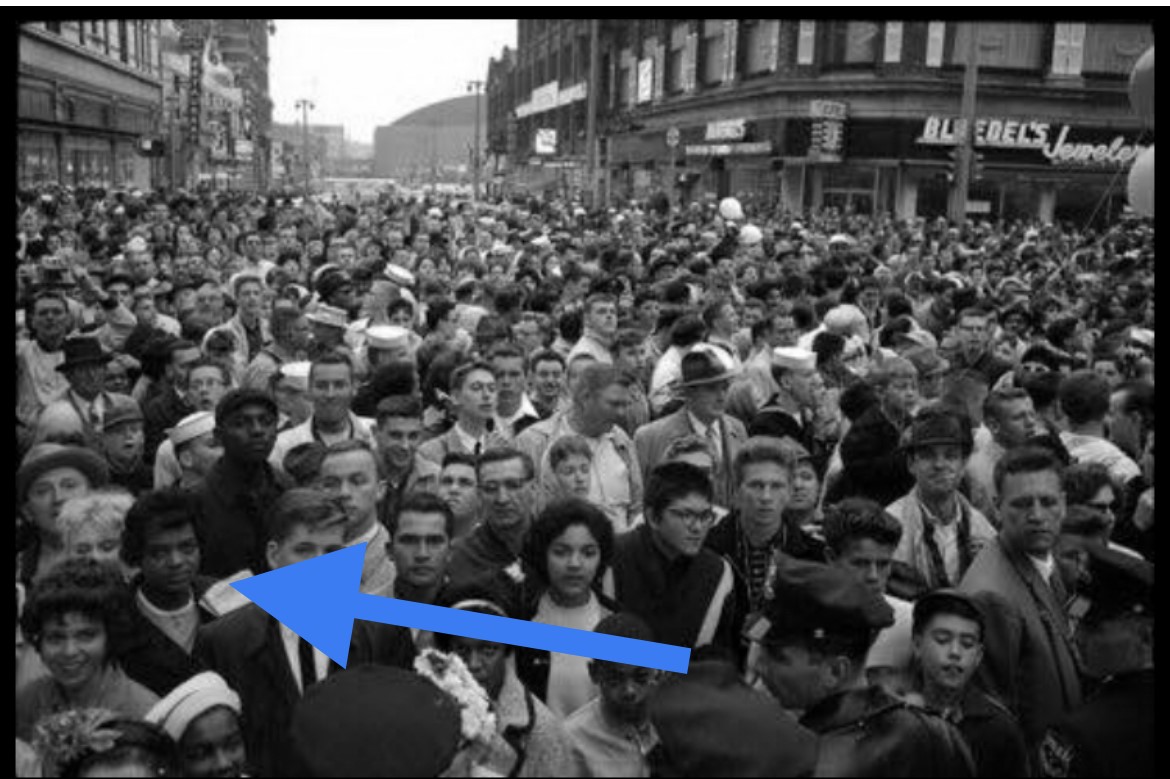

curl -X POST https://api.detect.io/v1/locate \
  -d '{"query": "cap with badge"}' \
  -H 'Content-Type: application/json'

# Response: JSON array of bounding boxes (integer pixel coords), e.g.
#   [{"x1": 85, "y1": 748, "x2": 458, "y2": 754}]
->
[
  {"x1": 773, "y1": 346, "x2": 817, "y2": 373},
  {"x1": 1080, "y1": 543, "x2": 1153, "y2": 629},
  {"x1": 168, "y1": 411, "x2": 216, "y2": 449},
  {"x1": 750, "y1": 556, "x2": 894, "y2": 646},
  {"x1": 902, "y1": 407, "x2": 973, "y2": 455}
]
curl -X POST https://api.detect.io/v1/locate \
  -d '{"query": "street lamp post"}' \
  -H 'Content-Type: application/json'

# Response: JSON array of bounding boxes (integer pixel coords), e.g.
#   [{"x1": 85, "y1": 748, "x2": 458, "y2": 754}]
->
[
  {"x1": 467, "y1": 79, "x2": 483, "y2": 203},
  {"x1": 295, "y1": 98, "x2": 315, "y2": 193},
  {"x1": 948, "y1": 22, "x2": 980, "y2": 224}
]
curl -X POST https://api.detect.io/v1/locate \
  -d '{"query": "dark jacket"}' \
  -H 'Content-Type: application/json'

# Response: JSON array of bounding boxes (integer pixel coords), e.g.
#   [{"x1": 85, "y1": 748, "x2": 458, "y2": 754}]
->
[
  {"x1": 1038, "y1": 668, "x2": 1154, "y2": 778},
  {"x1": 117, "y1": 575, "x2": 219, "y2": 697},
  {"x1": 194, "y1": 458, "x2": 292, "y2": 578},
  {"x1": 946, "y1": 687, "x2": 1030, "y2": 778},
  {"x1": 801, "y1": 686, "x2": 975, "y2": 777},
  {"x1": 193, "y1": 603, "x2": 415, "y2": 777},
  {"x1": 143, "y1": 384, "x2": 194, "y2": 463},
  {"x1": 447, "y1": 521, "x2": 521, "y2": 592},
  {"x1": 833, "y1": 404, "x2": 913, "y2": 507},
  {"x1": 607, "y1": 523, "x2": 737, "y2": 652}
]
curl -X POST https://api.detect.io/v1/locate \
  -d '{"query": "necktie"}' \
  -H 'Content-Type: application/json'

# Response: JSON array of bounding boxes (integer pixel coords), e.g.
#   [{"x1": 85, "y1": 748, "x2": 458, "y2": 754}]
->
[
  {"x1": 706, "y1": 421, "x2": 722, "y2": 465},
  {"x1": 298, "y1": 636, "x2": 318, "y2": 691}
]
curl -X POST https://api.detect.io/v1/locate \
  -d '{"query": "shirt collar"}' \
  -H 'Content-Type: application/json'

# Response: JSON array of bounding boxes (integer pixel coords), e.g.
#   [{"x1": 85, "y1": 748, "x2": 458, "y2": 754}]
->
[
  {"x1": 497, "y1": 393, "x2": 539, "y2": 428},
  {"x1": 453, "y1": 421, "x2": 485, "y2": 452},
  {"x1": 687, "y1": 410, "x2": 719, "y2": 438},
  {"x1": 347, "y1": 519, "x2": 381, "y2": 549},
  {"x1": 1030, "y1": 553, "x2": 1055, "y2": 583}
]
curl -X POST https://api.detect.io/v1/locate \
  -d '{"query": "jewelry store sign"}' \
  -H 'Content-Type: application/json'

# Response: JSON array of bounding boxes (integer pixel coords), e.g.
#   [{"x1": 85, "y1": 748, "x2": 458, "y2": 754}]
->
[
  {"x1": 917, "y1": 116, "x2": 1147, "y2": 167},
  {"x1": 685, "y1": 141, "x2": 772, "y2": 157}
]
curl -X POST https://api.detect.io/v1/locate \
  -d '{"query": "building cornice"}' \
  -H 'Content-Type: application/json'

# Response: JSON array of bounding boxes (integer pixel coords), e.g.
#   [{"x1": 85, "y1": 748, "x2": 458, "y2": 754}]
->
[{"x1": 21, "y1": 24, "x2": 163, "y2": 89}]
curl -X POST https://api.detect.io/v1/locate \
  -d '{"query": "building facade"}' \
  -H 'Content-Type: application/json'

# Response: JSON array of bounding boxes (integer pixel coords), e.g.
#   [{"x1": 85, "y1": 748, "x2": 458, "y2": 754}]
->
[
  {"x1": 373, "y1": 95, "x2": 484, "y2": 185},
  {"x1": 490, "y1": 19, "x2": 1153, "y2": 224},
  {"x1": 19, "y1": 21, "x2": 164, "y2": 190}
]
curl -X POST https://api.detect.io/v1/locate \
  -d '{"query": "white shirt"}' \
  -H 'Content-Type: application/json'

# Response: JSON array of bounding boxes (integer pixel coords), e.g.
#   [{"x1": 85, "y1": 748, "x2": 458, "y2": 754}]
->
[
  {"x1": 278, "y1": 622, "x2": 330, "y2": 694},
  {"x1": 452, "y1": 421, "x2": 488, "y2": 454},
  {"x1": 533, "y1": 591, "x2": 608, "y2": 718},
  {"x1": 496, "y1": 394, "x2": 540, "y2": 439},
  {"x1": 1030, "y1": 553, "x2": 1055, "y2": 585},
  {"x1": 687, "y1": 411, "x2": 723, "y2": 464},
  {"x1": 136, "y1": 588, "x2": 199, "y2": 654},
  {"x1": 347, "y1": 517, "x2": 381, "y2": 548}
]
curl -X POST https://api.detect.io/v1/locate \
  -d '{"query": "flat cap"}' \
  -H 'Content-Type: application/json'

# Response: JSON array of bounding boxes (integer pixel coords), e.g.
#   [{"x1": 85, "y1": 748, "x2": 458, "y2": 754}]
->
[
  {"x1": 215, "y1": 388, "x2": 278, "y2": 427},
  {"x1": 101, "y1": 394, "x2": 144, "y2": 431}
]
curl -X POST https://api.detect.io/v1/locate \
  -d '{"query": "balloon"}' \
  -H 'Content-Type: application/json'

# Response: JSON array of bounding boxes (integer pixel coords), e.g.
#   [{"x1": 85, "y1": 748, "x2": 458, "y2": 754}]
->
[
  {"x1": 718, "y1": 197, "x2": 743, "y2": 222},
  {"x1": 739, "y1": 224, "x2": 763, "y2": 246},
  {"x1": 1127, "y1": 145, "x2": 1154, "y2": 218},
  {"x1": 1129, "y1": 47, "x2": 1155, "y2": 129}
]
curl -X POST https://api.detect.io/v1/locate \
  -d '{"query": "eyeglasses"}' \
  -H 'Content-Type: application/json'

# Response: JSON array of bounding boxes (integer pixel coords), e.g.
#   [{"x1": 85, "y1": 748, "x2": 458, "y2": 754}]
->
[
  {"x1": 663, "y1": 506, "x2": 716, "y2": 527},
  {"x1": 479, "y1": 478, "x2": 531, "y2": 495}
]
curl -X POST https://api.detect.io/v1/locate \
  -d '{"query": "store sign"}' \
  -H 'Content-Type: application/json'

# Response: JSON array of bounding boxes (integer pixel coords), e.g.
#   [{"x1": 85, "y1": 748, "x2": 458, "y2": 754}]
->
[
  {"x1": 705, "y1": 119, "x2": 746, "y2": 141},
  {"x1": 917, "y1": 116, "x2": 1147, "y2": 166},
  {"x1": 534, "y1": 128, "x2": 557, "y2": 155},
  {"x1": 809, "y1": 100, "x2": 848, "y2": 120},
  {"x1": 685, "y1": 140, "x2": 772, "y2": 157},
  {"x1": 515, "y1": 81, "x2": 588, "y2": 118}
]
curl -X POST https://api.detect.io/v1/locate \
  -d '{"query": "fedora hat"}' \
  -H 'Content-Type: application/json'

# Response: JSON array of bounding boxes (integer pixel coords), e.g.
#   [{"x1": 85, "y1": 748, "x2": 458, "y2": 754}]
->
[
  {"x1": 676, "y1": 346, "x2": 738, "y2": 389},
  {"x1": 56, "y1": 336, "x2": 112, "y2": 373}
]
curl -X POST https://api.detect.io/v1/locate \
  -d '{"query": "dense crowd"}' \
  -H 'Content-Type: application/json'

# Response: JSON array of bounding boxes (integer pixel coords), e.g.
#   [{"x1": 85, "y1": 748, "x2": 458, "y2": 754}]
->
[{"x1": 14, "y1": 182, "x2": 1154, "y2": 777}]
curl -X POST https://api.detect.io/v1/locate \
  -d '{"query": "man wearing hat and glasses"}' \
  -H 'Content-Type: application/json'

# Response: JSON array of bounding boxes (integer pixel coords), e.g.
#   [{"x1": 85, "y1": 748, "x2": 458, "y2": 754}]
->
[
  {"x1": 746, "y1": 557, "x2": 975, "y2": 777},
  {"x1": 635, "y1": 345, "x2": 747, "y2": 508}
]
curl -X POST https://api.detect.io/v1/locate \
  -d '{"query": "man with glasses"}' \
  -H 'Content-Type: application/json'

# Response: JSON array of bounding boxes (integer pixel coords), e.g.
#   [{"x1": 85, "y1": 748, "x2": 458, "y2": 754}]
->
[
  {"x1": 605, "y1": 462, "x2": 737, "y2": 652},
  {"x1": 446, "y1": 447, "x2": 538, "y2": 590}
]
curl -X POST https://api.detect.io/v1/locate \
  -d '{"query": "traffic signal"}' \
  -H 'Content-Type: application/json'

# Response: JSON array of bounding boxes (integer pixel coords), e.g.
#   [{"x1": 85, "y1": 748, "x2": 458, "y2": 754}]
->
[
  {"x1": 946, "y1": 147, "x2": 959, "y2": 183},
  {"x1": 972, "y1": 152, "x2": 985, "y2": 181}
]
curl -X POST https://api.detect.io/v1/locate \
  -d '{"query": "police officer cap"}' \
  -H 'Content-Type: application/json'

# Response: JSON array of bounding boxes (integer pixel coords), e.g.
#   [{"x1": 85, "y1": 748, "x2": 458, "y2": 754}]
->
[
  {"x1": 1081, "y1": 544, "x2": 1154, "y2": 628},
  {"x1": 758, "y1": 557, "x2": 894, "y2": 643}
]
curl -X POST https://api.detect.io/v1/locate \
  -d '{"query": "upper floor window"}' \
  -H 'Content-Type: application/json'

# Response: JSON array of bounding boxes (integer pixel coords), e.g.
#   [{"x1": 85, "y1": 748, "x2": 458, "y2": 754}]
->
[
  {"x1": 700, "y1": 19, "x2": 726, "y2": 86},
  {"x1": 824, "y1": 21, "x2": 881, "y2": 67},
  {"x1": 666, "y1": 22, "x2": 688, "y2": 94},
  {"x1": 742, "y1": 20, "x2": 779, "y2": 76},
  {"x1": 947, "y1": 22, "x2": 1045, "y2": 72},
  {"x1": 1081, "y1": 23, "x2": 1152, "y2": 79}
]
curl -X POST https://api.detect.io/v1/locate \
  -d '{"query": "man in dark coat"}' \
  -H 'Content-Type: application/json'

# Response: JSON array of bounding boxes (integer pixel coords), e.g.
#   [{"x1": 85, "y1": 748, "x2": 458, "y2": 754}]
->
[
  {"x1": 194, "y1": 389, "x2": 292, "y2": 578},
  {"x1": 1037, "y1": 545, "x2": 1154, "y2": 777},
  {"x1": 194, "y1": 489, "x2": 415, "y2": 777}
]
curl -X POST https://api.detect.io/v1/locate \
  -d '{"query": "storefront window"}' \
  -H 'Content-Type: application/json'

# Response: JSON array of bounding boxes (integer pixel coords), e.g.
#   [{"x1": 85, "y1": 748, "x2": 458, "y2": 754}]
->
[
  {"x1": 19, "y1": 134, "x2": 59, "y2": 187},
  {"x1": 1081, "y1": 23, "x2": 1151, "y2": 78},
  {"x1": 742, "y1": 20, "x2": 779, "y2": 76},
  {"x1": 823, "y1": 165, "x2": 876, "y2": 215}
]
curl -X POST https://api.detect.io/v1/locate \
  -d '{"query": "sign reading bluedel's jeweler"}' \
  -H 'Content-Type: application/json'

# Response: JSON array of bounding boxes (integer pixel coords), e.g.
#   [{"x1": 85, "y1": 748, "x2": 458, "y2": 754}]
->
[{"x1": 916, "y1": 116, "x2": 1148, "y2": 167}]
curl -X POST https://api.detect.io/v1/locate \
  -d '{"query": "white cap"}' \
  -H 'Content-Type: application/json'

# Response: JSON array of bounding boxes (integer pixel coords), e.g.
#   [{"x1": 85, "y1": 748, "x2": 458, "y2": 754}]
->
[
  {"x1": 305, "y1": 304, "x2": 349, "y2": 330},
  {"x1": 427, "y1": 207, "x2": 443, "y2": 218},
  {"x1": 773, "y1": 346, "x2": 817, "y2": 373},
  {"x1": 168, "y1": 411, "x2": 216, "y2": 448},
  {"x1": 531, "y1": 234, "x2": 551, "y2": 248},
  {"x1": 383, "y1": 264, "x2": 415, "y2": 287},
  {"x1": 125, "y1": 236, "x2": 149, "y2": 253},
  {"x1": 828, "y1": 233, "x2": 853, "y2": 246},
  {"x1": 366, "y1": 325, "x2": 411, "y2": 351},
  {"x1": 277, "y1": 361, "x2": 312, "y2": 389},
  {"x1": 823, "y1": 304, "x2": 868, "y2": 336},
  {"x1": 144, "y1": 671, "x2": 242, "y2": 742}
]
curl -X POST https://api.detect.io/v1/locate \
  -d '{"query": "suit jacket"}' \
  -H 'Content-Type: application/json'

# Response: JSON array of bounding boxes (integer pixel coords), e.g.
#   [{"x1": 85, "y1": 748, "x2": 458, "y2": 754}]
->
[
  {"x1": 193, "y1": 603, "x2": 415, "y2": 777},
  {"x1": 959, "y1": 537, "x2": 1083, "y2": 747},
  {"x1": 359, "y1": 523, "x2": 396, "y2": 597},
  {"x1": 634, "y1": 408, "x2": 747, "y2": 507},
  {"x1": 117, "y1": 576, "x2": 219, "y2": 697},
  {"x1": 417, "y1": 425, "x2": 474, "y2": 466}
]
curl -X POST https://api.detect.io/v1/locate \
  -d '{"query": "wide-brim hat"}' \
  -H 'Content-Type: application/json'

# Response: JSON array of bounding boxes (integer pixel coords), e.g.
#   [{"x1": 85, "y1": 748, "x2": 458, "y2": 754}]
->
[
  {"x1": 18, "y1": 443, "x2": 110, "y2": 504},
  {"x1": 56, "y1": 336, "x2": 113, "y2": 372},
  {"x1": 675, "y1": 346, "x2": 739, "y2": 389}
]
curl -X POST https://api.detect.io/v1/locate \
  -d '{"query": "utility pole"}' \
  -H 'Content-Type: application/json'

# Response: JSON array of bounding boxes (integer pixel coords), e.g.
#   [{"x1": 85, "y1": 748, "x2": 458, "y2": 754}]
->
[
  {"x1": 948, "y1": 22, "x2": 979, "y2": 224},
  {"x1": 295, "y1": 98, "x2": 315, "y2": 193},
  {"x1": 585, "y1": 18, "x2": 600, "y2": 209},
  {"x1": 467, "y1": 79, "x2": 484, "y2": 203}
]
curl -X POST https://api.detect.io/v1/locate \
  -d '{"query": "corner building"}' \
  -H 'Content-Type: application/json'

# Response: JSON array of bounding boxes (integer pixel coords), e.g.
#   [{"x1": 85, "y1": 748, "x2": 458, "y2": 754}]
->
[{"x1": 491, "y1": 20, "x2": 1153, "y2": 225}]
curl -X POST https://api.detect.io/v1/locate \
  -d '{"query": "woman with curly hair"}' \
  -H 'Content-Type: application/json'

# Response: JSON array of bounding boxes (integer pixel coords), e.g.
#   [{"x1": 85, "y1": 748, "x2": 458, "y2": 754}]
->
[{"x1": 16, "y1": 558, "x2": 159, "y2": 741}]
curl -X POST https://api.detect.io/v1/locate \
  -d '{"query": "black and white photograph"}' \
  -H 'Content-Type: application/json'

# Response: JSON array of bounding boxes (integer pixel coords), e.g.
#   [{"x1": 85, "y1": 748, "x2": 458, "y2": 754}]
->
[{"x1": 15, "y1": 16, "x2": 1154, "y2": 777}]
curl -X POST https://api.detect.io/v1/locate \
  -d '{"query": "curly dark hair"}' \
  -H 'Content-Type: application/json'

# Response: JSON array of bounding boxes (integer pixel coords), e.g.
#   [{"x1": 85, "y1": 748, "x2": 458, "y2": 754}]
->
[
  {"x1": 520, "y1": 497, "x2": 615, "y2": 588},
  {"x1": 20, "y1": 558, "x2": 131, "y2": 658},
  {"x1": 120, "y1": 489, "x2": 203, "y2": 568}
]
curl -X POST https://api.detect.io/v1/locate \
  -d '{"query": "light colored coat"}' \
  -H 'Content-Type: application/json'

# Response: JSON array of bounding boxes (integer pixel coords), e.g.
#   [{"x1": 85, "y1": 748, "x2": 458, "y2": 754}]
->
[{"x1": 633, "y1": 408, "x2": 747, "y2": 508}]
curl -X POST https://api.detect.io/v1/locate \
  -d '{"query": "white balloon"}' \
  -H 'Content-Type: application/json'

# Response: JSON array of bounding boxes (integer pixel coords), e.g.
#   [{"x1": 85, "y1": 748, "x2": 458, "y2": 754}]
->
[
  {"x1": 1129, "y1": 46, "x2": 1155, "y2": 129},
  {"x1": 718, "y1": 197, "x2": 744, "y2": 222},
  {"x1": 1127, "y1": 145, "x2": 1155, "y2": 218},
  {"x1": 739, "y1": 224, "x2": 763, "y2": 246}
]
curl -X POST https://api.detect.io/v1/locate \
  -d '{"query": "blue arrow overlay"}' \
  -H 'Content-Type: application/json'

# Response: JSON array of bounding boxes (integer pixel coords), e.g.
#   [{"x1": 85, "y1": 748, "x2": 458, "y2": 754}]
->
[{"x1": 231, "y1": 544, "x2": 691, "y2": 674}]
